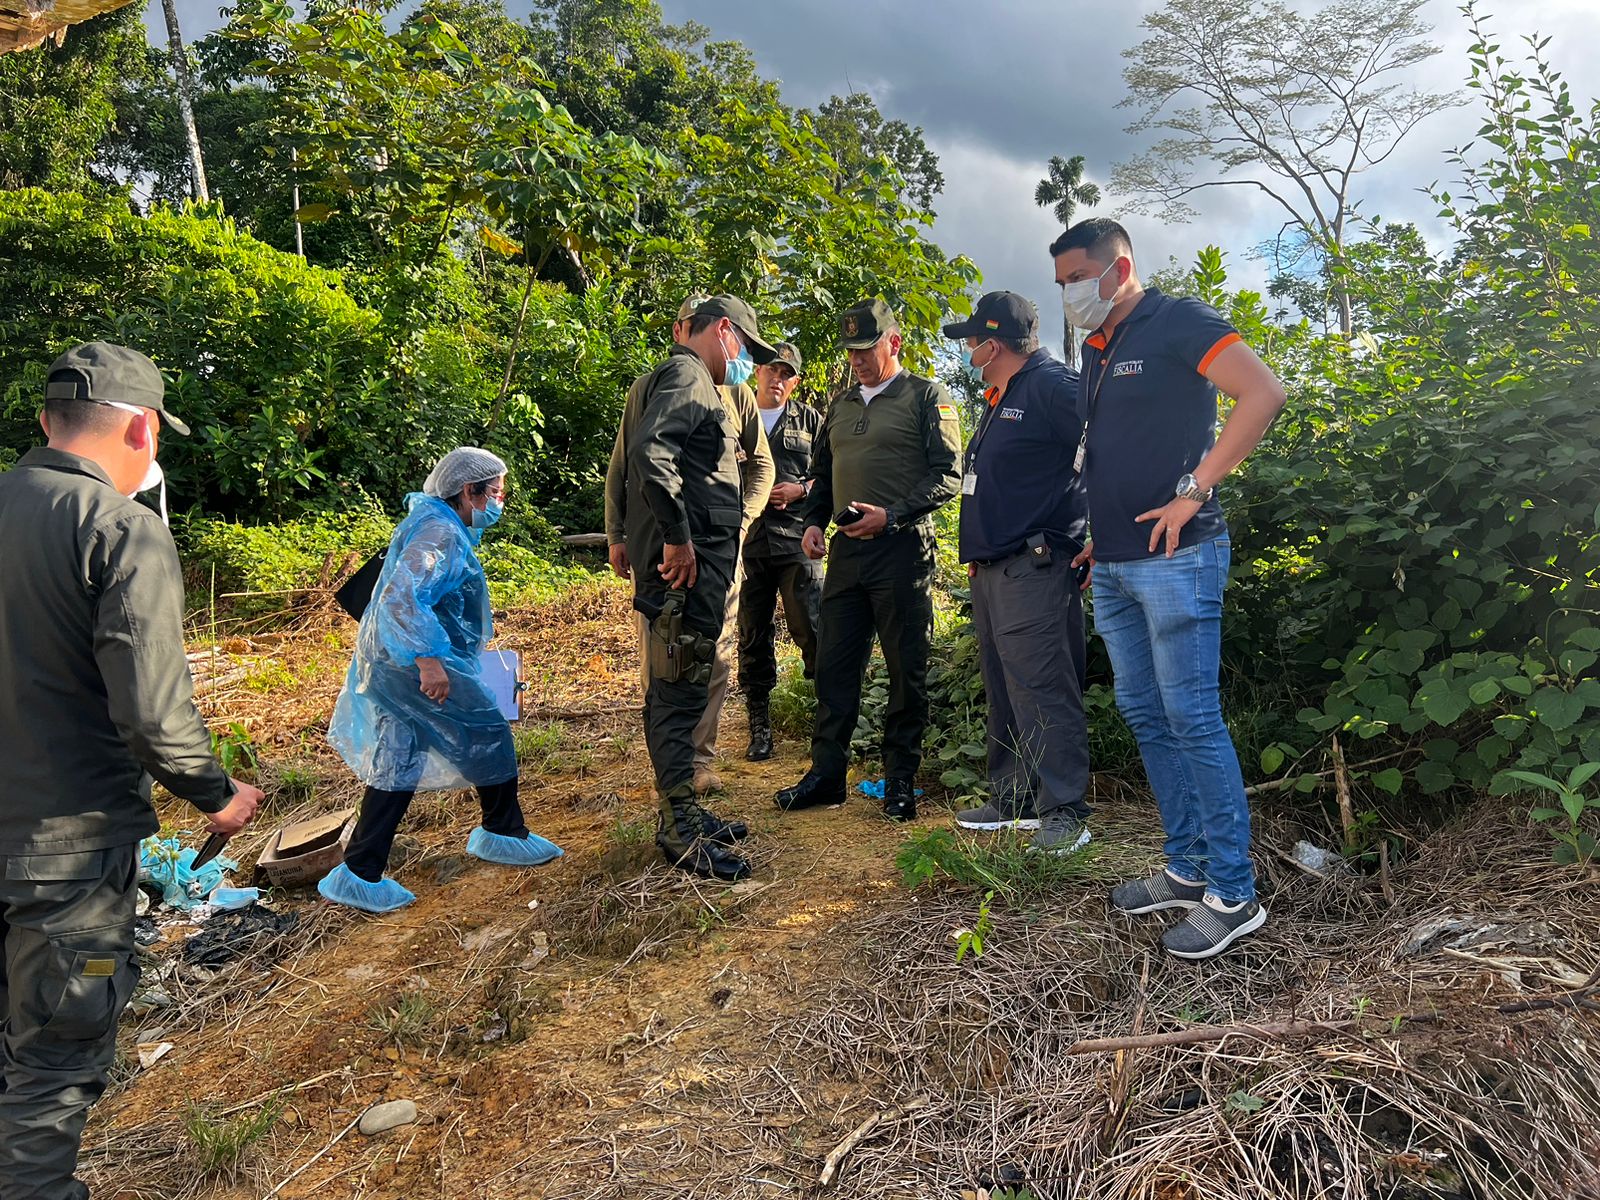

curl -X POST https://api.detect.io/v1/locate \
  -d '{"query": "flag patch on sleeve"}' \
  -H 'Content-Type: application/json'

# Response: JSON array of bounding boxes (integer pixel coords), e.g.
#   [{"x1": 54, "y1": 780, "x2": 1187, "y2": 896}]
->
[{"x1": 936, "y1": 403, "x2": 959, "y2": 421}]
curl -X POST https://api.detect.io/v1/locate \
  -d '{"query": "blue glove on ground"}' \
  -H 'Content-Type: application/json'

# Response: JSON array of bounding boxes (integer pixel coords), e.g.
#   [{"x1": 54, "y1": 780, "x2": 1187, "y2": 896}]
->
[
  {"x1": 317, "y1": 863, "x2": 416, "y2": 913},
  {"x1": 466, "y1": 827, "x2": 564, "y2": 867}
]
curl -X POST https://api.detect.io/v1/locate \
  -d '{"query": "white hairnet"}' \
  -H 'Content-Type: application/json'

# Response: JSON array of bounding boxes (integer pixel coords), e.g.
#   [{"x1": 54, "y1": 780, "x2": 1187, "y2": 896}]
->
[{"x1": 422, "y1": 447, "x2": 508, "y2": 500}]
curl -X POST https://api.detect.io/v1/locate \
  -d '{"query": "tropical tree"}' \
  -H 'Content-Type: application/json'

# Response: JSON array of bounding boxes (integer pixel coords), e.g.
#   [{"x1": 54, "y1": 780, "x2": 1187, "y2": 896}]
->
[
  {"x1": 1034, "y1": 153, "x2": 1100, "y2": 366},
  {"x1": 1114, "y1": 0, "x2": 1460, "y2": 334}
]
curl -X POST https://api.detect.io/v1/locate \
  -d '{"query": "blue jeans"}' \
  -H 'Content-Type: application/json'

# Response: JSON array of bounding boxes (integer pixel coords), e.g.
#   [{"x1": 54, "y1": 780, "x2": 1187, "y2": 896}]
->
[{"x1": 1092, "y1": 538, "x2": 1256, "y2": 903}]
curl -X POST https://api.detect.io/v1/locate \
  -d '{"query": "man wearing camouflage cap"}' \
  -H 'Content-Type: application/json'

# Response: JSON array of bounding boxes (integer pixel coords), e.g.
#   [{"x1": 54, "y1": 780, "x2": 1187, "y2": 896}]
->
[
  {"x1": 605, "y1": 294, "x2": 775, "y2": 794},
  {"x1": 775, "y1": 300, "x2": 962, "y2": 822},
  {"x1": 737, "y1": 341, "x2": 824, "y2": 761},
  {"x1": 615, "y1": 297, "x2": 778, "y2": 881},
  {"x1": 0, "y1": 343, "x2": 263, "y2": 1199}
]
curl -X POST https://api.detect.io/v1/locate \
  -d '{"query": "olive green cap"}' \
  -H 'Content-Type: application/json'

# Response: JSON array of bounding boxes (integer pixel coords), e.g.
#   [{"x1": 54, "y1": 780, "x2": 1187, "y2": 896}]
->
[
  {"x1": 692, "y1": 295, "x2": 778, "y2": 364},
  {"x1": 769, "y1": 342, "x2": 803, "y2": 375},
  {"x1": 837, "y1": 299, "x2": 898, "y2": 350},
  {"x1": 44, "y1": 342, "x2": 191, "y2": 436}
]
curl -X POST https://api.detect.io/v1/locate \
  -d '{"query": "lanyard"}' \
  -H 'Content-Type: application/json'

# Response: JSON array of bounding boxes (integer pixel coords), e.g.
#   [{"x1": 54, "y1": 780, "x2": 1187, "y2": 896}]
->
[
  {"x1": 1076, "y1": 324, "x2": 1129, "y2": 464},
  {"x1": 965, "y1": 388, "x2": 1006, "y2": 471}
]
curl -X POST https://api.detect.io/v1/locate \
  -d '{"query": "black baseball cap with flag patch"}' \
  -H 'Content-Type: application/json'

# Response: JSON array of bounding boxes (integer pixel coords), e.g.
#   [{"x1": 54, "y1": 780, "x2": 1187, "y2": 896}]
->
[
  {"x1": 44, "y1": 342, "x2": 191, "y2": 435},
  {"x1": 942, "y1": 291, "x2": 1038, "y2": 342}
]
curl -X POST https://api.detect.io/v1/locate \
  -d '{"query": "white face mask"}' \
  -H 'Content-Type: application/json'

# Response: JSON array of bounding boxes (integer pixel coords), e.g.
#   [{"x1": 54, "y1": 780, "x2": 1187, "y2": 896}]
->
[
  {"x1": 1062, "y1": 261, "x2": 1119, "y2": 332},
  {"x1": 103, "y1": 400, "x2": 168, "y2": 525}
]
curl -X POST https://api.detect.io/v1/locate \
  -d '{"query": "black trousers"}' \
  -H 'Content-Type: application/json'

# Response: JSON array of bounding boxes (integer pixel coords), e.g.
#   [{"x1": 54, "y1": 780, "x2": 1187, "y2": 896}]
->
[
  {"x1": 736, "y1": 554, "x2": 823, "y2": 697},
  {"x1": 0, "y1": 843, "x2": 139, "y2": 1200},
  {"x1": 345, "y1": 777, "x2": 526, "y2": 881},
  {"x1": 635, "y1": 547, "x2": 735, "y2": 794},
  {"x1": 972, "y1": 551, "x2": 1090, "y2": 818},
  {"x1": 810, "y1": 527, "x2": 936, "y2": 781}
]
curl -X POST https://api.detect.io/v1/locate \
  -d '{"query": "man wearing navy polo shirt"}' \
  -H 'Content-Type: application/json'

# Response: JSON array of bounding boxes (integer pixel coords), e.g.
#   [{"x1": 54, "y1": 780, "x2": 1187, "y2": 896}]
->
[
  {"x1": 1051, "y1": 218, "x2": 1286, "y2": 960},
  {"x1": 942, "y1": 292, "x2": 1092, "y2": 854}
]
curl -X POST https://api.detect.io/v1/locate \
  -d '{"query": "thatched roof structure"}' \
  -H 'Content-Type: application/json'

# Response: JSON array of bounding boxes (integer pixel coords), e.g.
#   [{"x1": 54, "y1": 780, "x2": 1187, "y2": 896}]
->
[{"x1": 0, "y1": 0, "x2": 133, "y2": 53}]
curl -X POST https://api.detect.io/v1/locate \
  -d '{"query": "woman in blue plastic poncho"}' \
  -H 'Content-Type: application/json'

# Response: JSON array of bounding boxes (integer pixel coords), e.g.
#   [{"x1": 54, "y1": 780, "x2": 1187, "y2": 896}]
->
[{"x1": 319, "y1": 447, "x2": 562, "y2": 913}]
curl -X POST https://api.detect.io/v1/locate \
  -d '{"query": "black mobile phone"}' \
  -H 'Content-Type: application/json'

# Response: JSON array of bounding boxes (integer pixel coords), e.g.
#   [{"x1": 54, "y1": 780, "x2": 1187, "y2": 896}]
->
[{"x1": 834, "y1": 506, "x2": 863, "y2": 527}]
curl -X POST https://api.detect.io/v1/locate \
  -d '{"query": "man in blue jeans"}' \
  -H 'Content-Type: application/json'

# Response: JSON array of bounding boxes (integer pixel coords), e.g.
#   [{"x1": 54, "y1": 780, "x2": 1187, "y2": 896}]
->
[{"x1": 1051, "y1": 219, "x2": 1286, "y2": 959}]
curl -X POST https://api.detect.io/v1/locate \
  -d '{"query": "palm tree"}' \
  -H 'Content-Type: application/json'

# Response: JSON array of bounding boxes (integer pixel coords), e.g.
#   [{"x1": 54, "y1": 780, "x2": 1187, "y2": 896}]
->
[{"x1": 1034, "y1": 154, "x2": 1100, "y2": 368}]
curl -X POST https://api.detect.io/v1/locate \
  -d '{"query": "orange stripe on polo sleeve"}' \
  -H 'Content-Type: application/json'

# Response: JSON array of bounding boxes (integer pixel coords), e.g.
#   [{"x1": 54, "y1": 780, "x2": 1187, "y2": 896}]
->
[{"x1": 1197, "y1": 331, "x2": 1243, "y2": 375}]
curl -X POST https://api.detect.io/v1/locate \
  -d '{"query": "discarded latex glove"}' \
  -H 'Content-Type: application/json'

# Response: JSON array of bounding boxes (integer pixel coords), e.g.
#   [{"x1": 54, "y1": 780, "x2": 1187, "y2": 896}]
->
[
  {"x1": 466, "y1": 827, "x2": 564, "y2": 867},
  {"x1": 855, "y1": 779, "x2": 925, "y2": 799},
  {"x1": 317, "y1": 863, "x2": 416, "y2": 913},
  {"x1": 139, "y1": 838, "x2": 238, "y2": 911}
]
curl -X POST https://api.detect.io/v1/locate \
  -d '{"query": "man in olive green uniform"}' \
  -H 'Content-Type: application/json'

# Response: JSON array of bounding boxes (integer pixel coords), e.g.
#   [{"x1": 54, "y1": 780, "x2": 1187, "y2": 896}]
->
[
  {"x1": 622, "y1": 297, "x2": 778, "y2": 880},
  {"x1": 776, "y1": 301, "x2": 962, "y2": 821},
  {"x1": 0, "y1": 343, "x2": 263, "y2": 1200},
  {"x1": 605, "y1": 295, "x2": 774, "y2": 794},
  {"x1": 738, "y1": 342, "x2": 823, "y2": 761}
]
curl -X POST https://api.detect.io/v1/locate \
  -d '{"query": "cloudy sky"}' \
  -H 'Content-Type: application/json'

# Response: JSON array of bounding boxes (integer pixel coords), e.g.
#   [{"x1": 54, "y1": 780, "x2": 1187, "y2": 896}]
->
[{"x1": 150, "y1": 0, "x2": 1598, "y2": 347}]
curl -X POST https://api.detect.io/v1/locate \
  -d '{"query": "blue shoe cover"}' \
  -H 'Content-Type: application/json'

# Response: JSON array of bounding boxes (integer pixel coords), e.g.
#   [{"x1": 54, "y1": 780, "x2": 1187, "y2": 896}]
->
[
  {"x1": 466, "y1": 827, "x2": 564, "y2": 867},
  {"x1": 316, "y1": 863, "x2": 416, "y2": 913}
]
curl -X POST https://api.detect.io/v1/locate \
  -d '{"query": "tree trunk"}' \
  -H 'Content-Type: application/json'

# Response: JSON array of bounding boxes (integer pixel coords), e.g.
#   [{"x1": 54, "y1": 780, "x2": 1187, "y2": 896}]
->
[
  {"x1": 160, "y1": 0, "x2": 209, "y2": 203},
  {"x1": 1061, "y1": 313, "x2": 1078, "y2": 371},
  {"x1": 486, "y1": 242, "x2": 557, "y2": 434}
]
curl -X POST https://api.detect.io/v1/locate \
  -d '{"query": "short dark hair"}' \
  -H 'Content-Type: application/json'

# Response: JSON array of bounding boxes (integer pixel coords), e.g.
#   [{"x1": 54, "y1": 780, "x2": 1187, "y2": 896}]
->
[
  {"x1": 686, "y1": 312, "x2": 725, "y2": 338},
  {"x1": 1049, "y1": 217, "x2": 1134, "y2": 263},
  {"x1": 42, "y1": 398, "x2": 129, "y2": 439}
]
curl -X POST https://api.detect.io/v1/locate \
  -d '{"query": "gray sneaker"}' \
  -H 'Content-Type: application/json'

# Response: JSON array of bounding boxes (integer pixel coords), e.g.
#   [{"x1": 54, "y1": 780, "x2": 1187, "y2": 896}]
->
[
  {"x1": 1109, "y1": 869, "x2": 1207, "y2": 915},
  {"x1": 955, "y1": 797, "x2": 1040, "y2": 831},
  {"x1": 1030, "y1": 810, "x2": 1091, "y2": 855},
  {"x1": 1161, "y1": 894, "x2": 1268, "y2": 959}
]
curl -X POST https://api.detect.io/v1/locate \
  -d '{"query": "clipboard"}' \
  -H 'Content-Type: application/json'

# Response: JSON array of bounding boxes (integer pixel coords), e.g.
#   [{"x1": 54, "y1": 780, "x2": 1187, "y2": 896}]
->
[{"x1": 478, "y1": 648, "x2": 525, "y2": 721}]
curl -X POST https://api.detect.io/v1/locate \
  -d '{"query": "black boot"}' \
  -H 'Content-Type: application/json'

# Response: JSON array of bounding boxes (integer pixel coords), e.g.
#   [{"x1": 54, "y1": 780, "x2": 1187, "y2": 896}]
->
[
  {"x1": 882, "y1": 778, "x2": 917, "y2": 822},
  {"x1": 698, "y1": 807, "x2": 749, "y2": 844},
  {"x1": 745, "y1": 693, "x2": 773, "y2": 762},
  {"x1": 775, "y1": 769, "x2": 847, "y2": 811},
  {"x1": 657, "y1": 784, "x2": 751, "y2": 881}
]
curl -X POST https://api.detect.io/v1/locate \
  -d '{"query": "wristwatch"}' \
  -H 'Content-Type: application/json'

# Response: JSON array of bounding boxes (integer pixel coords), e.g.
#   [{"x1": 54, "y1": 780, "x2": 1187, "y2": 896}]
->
[
  {"x1": 1175, "y1": 473, "x2": 1213, "y2": 503},
  {"x1": 882, "y1": 507, "x2": 899, "y2": 536}
]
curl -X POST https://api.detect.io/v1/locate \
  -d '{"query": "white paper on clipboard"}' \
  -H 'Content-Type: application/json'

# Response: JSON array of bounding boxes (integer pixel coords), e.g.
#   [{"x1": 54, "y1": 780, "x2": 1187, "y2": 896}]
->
[{"x1": 478, "y1": 648, "x2": 522, "y2": 721}]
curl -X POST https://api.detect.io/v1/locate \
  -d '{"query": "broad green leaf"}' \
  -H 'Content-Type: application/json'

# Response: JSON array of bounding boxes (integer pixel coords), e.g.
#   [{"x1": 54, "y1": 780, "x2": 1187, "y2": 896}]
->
[
  {"x1": 1468, "y1": 679, "x2": 1500, "y2": 705},
  {"x1": 1372, "y1": 768, "x2": 1404, "y2": 795},
  {"x1": 1260, "y1": 746, "x2": 1286, "y2": 774}
]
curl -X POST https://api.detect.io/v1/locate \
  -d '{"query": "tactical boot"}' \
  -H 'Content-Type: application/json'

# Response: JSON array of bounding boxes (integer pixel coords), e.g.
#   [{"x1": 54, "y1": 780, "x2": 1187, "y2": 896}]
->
[
  {"x1": 745, "y1": 693, "x2": 774, "y2": 762},
  {"x1": 882, "y1": 778, "x2": 918, "y2": 822},
  {"x1": 698, "y1": 807, "x2": 749, "y2": 845},
  {"x1": 656, "y1": 784, "x2": 751, "y2": 881},
  {"x1": 775, "y1": 769, "x2": 846, "y2": 811}
]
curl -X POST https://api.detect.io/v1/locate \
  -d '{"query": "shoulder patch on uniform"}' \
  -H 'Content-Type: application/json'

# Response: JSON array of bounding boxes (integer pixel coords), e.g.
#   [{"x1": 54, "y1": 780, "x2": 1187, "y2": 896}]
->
[{"x1": 936, "y1": 402, "x2": 959, "y2": 421}]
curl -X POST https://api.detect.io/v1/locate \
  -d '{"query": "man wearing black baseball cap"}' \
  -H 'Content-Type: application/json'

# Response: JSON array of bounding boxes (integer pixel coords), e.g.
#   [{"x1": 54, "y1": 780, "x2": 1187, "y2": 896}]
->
[
  {"x1": 738, "y1": 341, "x2": 823, "y2": 761},
  {"x1": 776, "y1": 298, "x2": 963, "y2": 822},
  {"x1": 0, "y1": 342, "x2": 263, "y2": 1199},
  {"x1": 942, "y1": 292, "x2": 1092, "y2": 854},
  {"x1": 619, "y1": 295, "x2": 777, "y2": 882}
]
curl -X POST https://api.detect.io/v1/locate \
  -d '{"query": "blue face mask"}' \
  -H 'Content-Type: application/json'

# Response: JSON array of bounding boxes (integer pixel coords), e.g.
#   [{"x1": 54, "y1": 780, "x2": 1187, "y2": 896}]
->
[
  {"x1": 472, "y1": 497, "x2": 504, "y2": 530},
  {"x1": 960, "y1": 341, "x2": 993, "y2": 385},
  {"x1": 723, "y1": 344, "x2": 755, "y2": 389}
]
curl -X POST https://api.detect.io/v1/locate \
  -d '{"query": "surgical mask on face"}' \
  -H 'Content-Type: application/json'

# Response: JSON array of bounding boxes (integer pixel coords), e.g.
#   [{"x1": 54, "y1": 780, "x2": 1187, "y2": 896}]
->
[
  {"x1": 103, "y1": 400, "x2": 168, "y2": 525},
  {"x1": 960, "y1": 340, "x2": 994, "y2": 385},
  {"x1": 722, "y1": 334, "x2": 755, "y2": 389},
  {"x1": 472, "y1": 496, "x2": 504, "y2": 530},
  {"x1": 1062, "y1": 261, "x2": 1119, "y2": 331}
]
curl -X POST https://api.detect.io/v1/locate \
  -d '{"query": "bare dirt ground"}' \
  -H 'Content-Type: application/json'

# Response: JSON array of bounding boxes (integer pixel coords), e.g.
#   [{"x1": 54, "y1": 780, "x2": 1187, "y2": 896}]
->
[{"x1": 83, "y1": 586, "x2": 1600, "y2": 1200}]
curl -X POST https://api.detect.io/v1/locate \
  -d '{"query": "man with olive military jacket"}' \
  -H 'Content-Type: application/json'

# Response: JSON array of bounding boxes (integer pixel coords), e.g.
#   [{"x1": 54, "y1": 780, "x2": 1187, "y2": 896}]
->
[{"x1": 775, "y1": 300, "x2": 962, "y2": 822}]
